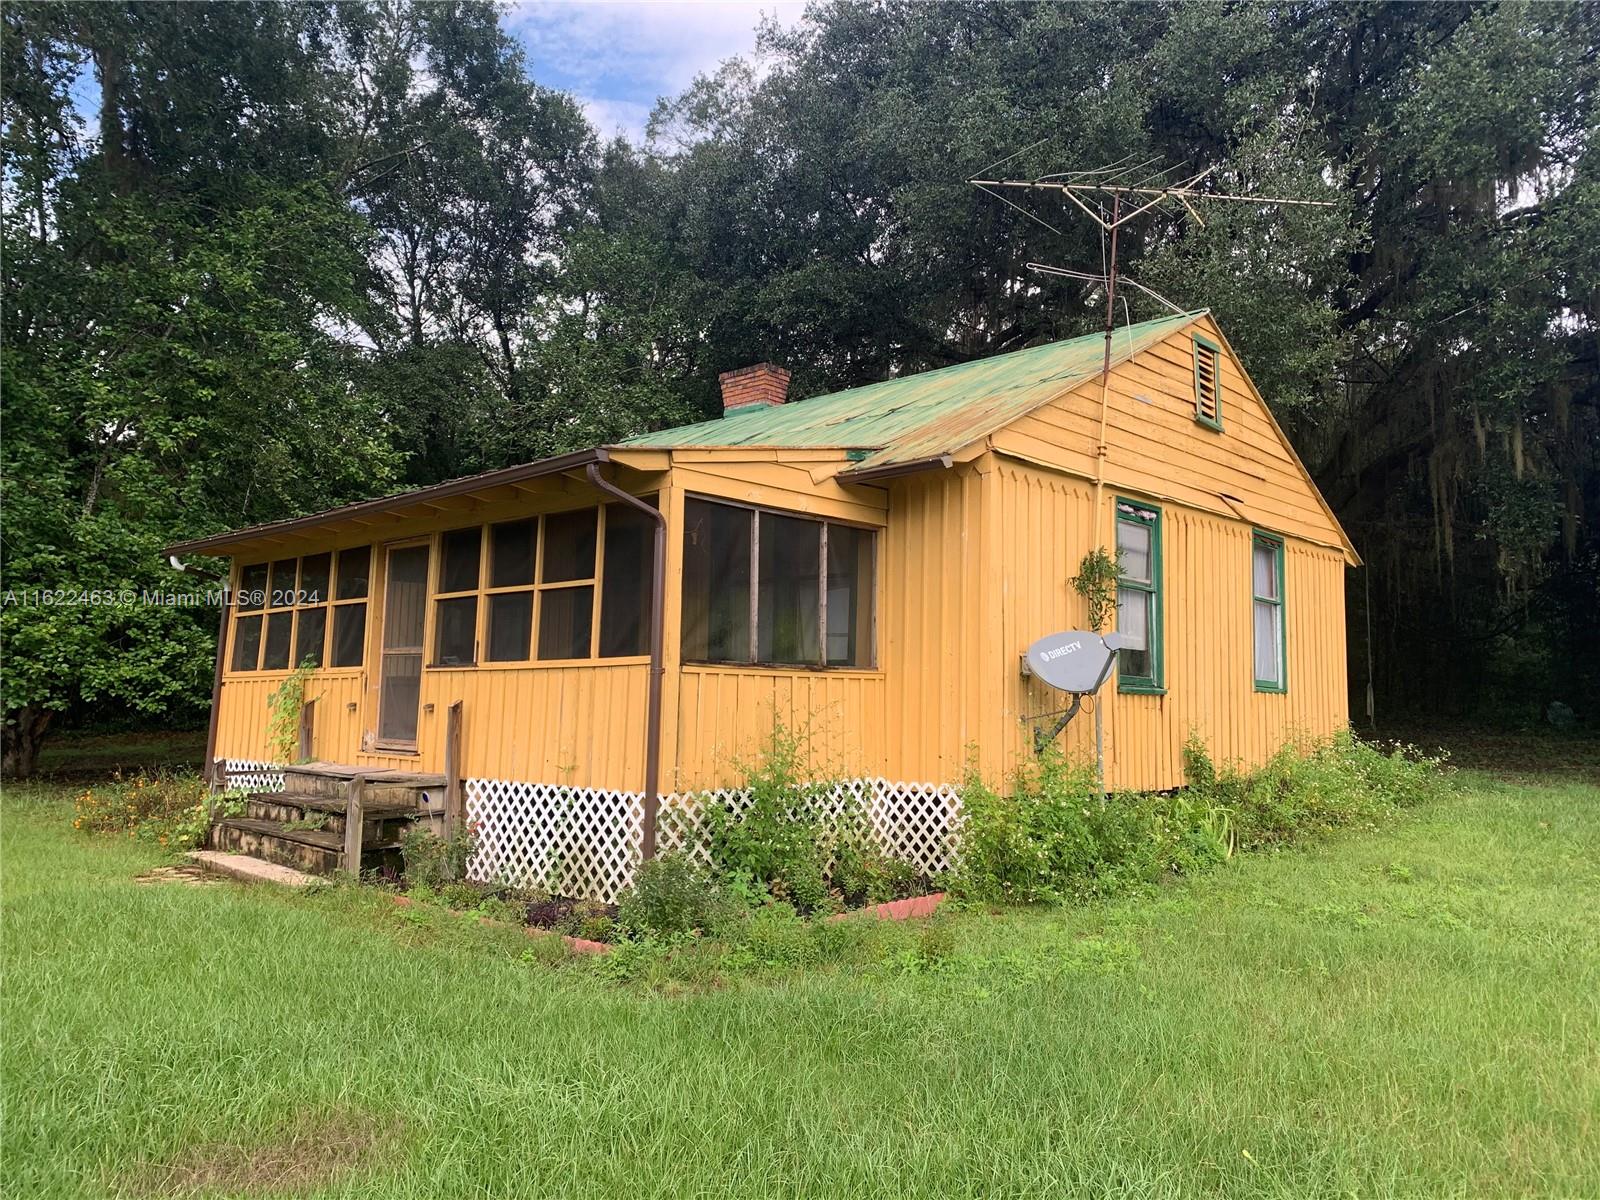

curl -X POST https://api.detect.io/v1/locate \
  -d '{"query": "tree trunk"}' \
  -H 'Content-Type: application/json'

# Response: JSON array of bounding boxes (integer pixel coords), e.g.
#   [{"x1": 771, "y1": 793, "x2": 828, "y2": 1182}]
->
[{"x1": 2, "y1": 707, "x2": 55, "y2": 779}]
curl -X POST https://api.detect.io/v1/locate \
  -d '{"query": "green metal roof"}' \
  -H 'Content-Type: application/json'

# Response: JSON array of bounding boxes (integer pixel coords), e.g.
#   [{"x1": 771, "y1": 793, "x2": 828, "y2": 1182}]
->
[{"x1": 623, "y1": 312, "x2": 1204, "y2": 470}]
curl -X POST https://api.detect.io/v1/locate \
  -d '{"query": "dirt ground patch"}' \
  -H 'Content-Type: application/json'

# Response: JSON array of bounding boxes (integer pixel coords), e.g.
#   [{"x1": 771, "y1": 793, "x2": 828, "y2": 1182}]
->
[
  {"x1": 132, "y1": 865, "x2": 221, "y2": 888},
  {"x1": 118, "y1": 1109, "x2": 401, "y2": 1198}
]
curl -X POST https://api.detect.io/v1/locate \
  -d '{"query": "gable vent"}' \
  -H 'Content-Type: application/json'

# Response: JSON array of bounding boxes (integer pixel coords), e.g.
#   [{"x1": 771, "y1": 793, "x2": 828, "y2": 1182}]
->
[{"x1": 1192, "y1": 336, "x2": 1222, "y2": 430}]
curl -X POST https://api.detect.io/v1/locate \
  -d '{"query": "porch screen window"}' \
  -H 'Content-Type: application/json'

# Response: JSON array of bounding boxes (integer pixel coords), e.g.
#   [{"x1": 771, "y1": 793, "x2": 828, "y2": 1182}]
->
[
  {"x1": 231, "y1": 553, "x2": 360, "y2": 672},
  {"x1": 451, "y1": 500, "x2": 656, "y2": 666},
  {"x1": 330, "y1": 546, "x2": 369, "y2": 668},
  {"x1": 1252, "y1": 532, "x2": 1286, "y2": 692},
  {"x1": 434, "y1": 527, "x2": 482, "y2": 666},
  {"x1": 1115, "y1": 500, "x2": 1163, "y2": 693},
  {"x1": 681, "y1": 497, "x2": 875, "y2": 668}
]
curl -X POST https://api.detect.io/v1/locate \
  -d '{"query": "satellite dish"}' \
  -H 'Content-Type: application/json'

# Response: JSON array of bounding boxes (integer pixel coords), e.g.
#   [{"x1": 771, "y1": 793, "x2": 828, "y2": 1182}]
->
[
  {"x1": 1025, "y1": 630, "x2": 1126, "y2": 695},
  {"x1": 1022, "y1": 630, "x2": 1127, "y2": 754}
]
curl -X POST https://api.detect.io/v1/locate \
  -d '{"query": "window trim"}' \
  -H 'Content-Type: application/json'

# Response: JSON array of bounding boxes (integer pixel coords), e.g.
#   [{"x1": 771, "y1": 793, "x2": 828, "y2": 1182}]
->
[
  {"x1": 1192, "y1": 333, "x2": 1223, "y2": 431},
  {"x1": 1115, "y1": 498, "x2": 1165, "y2": 695},
  {"x1": 1252, "y1": 530, "x2": 1288, "y2": 694},
  {"x1": 680, "y1": 493, "x2": 878, "y2": 671},
  {"x1": 228, "y1": 550, "x2": 364, "y2": 675}
]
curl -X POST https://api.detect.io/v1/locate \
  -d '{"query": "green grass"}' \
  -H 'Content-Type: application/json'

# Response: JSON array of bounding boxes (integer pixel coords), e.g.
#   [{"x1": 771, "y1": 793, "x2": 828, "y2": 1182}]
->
[{"x1": 3, "y1": 772, "x2": 1597, "y2": 1198}]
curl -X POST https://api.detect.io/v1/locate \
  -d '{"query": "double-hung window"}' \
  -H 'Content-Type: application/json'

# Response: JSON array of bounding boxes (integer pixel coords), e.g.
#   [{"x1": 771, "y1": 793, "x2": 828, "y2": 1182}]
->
[
  {"x1": 1115, "y1": 499, "x2": 1163, "y2": 693},
  {"x1": 681, "y1": 497, "x2": 875, "y2": 668},
  {"x1": 1252, "y1": 532, "x2": 1286, "y2": 692}
]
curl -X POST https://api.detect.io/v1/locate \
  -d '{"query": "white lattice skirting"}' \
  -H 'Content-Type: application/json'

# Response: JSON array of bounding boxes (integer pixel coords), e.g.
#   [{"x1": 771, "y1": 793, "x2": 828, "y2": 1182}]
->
[
  {"x1": 220, "y1": 758, "x2": 285, "y2": 793},
  {"x1": 466, "y1": 777, "x2": 965, "y2": 903}
]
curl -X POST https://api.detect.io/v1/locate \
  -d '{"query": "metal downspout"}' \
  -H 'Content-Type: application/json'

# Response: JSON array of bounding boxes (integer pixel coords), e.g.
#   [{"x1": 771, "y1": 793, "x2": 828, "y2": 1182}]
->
[{"x1": 585, "y1": 462, "x2": 666, "y2": 860}]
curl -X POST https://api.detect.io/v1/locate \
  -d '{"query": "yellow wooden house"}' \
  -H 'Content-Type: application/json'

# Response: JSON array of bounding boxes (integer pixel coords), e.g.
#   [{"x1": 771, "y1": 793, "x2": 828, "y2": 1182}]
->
[{"x1": 169, "y1": 311, "x2": 1357, "y2": 895}]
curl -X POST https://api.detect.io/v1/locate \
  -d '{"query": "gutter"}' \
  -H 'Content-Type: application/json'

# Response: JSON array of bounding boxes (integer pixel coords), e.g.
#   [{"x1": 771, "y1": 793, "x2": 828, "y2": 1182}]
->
[
  {"x1": 838, "y1": 453, "x2": 953, "y2": 485},
  {"x1": 203, "y1": 581, "x2": 231, "y2": 788},
  {"x1": 584, "y1": 462, "x2": 666, "y2": 861}
]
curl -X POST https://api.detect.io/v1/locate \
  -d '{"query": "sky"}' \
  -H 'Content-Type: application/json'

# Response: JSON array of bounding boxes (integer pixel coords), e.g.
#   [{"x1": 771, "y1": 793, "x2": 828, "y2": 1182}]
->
[{"x1": 504, "y1": 1, "x2": 808, "y2": 143}]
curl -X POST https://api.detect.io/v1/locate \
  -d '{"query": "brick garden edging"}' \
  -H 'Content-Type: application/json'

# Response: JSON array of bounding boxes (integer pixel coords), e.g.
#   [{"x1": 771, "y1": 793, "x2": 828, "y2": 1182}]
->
[{"x1": 390, "y1": 891, "x2": 947, "y2": 957}]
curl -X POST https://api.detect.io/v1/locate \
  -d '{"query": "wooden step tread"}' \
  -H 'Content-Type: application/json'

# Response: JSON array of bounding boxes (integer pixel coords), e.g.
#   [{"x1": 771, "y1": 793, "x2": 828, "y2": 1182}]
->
[
  {"x1": 246, "y1": 792, "x2": 419, "y2": 819},
  {"x1": 217, "y1": 817, "x2": 404, "y2": 852}
]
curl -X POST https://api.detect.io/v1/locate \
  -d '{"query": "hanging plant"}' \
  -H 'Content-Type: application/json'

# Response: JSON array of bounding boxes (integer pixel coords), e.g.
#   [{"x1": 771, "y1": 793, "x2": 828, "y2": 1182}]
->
[{"x1": 1071, "y1": 546, "x2": 1121, "y2": 633}]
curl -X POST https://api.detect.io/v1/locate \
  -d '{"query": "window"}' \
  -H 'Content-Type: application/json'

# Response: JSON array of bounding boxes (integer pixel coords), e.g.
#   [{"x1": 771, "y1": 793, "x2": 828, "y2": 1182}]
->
[
  {"x1": 433, "y1": 527, "x2": 482, "y2": 666},
  {"x1": 1253, "y1": 532, "x2": 1286, "y2": 692},
  {"x1": 431, "y1": 502, "x2": 655, "y2": 667},
  {"x1": 1193, "y1": 334, "x2": 1222, "y2": 430},
  {"x1": 330, "y1": 546, "x2": 370, "y2": 667},
  {"x1": 230, "y1": 554, "x2": 353, "y2": 672},
  {"x1": 1115, "y1": 499, "x2": 1163, "y2": 693},
  {"x1": 681, "y1": 497, "x2": 875, "y2": 668}
]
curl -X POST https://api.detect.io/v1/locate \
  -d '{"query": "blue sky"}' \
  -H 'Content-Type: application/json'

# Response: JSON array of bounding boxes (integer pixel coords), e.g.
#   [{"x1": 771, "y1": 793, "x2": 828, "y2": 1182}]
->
[{"x1": 504, "y1": 1, "x2": 807, "y2": 142}]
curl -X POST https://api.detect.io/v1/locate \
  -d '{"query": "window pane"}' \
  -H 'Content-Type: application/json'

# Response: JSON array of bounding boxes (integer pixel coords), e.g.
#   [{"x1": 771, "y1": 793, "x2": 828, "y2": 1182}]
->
[
  {"x1": 681, "y1": 499, "x2": 751, "y2": 662},
  {"x1": 490, "y1": 519, "x2": 536, "y2": 588},
  {"x1": 262, "y1": 610, "x2": 293, "y2": 670},
  {"x1": 1253, "y1": 542, "x2": 1278, "y2": 600},
  {"x1": 231, "y1": 614, "x2": 262, "y2": 670},
  {"x1": 378, "y1": 653, "x2": 422, "y2": 742},
  {"x1": 542, "y1": 509, "x2": 597, "y2": 582},
  {"x1": 1117, "y1": 521, "x2": 1151, "y2": 584},
  {"x1": 1255, "y1": 600, "x2": 1281, "y2": 685},
  {"x1": 825, "y1": 524, "x2": 873, "y2": 667},
  {"x1": 293, "y1": 607, "x2": 326, "y2": 668},
  {"x1": 434, "y1": 596, "x2": 478, "y2": 666},
  {"x1": 757, "y1": 513, "x2": 821, "y2": 664},
  {"x1": 439, "y1": 527, "x2": 481, "y2": 594},
  {"x1": 600, "y1": 502, "x2": 656, "y2": 657},
  {"x1": 238, "y1": 564, "x2": 268, "y2": 610},
  {"x1": 335, "y1": 546, "x2": 370, "y2": 600},
  {"x1": 383, "y1": 546, "x2": 429, "y2": 650},
  {"x1": 268, "y1": 560, "x2": 297, "y2": 609},
  {"x1": 1117, "y1": 587, "x2": 1151, "y2": 679},
  {"x1": 331, "y1": 604, "x2": 366, "y2": 667},
  {"x1": 538, "y1": 585, "x2": 593, "y2": 660},
  {"x1": 298, "y1": 553, "x2": 331, "y2": 605},
  {"x1": 487, "y1": 592, "x2": 533, "y2": 662}
]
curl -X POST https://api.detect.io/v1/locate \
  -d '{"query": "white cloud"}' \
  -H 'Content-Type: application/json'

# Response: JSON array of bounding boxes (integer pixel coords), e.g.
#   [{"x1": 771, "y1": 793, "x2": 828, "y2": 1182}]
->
[{"x1": 506, "y1": 1, "x2": 809, "y2": 142}]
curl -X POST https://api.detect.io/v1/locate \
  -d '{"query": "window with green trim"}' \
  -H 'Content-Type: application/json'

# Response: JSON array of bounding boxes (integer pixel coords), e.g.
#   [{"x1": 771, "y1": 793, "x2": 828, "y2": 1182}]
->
[
  {"x1": 1115, "y1": 499, "x2": 1163, "y2": 692},
  {"x1": 1252, "y1": 532, "x2": 1286, "y2": 692},
  {"x1": 1192, "y1": 334, "x2": 1222, "y2": 430}
]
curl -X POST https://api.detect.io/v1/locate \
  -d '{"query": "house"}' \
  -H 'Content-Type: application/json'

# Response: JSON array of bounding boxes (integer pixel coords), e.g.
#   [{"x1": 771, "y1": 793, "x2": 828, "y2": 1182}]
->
[{"x1": 167, "y1": 311, "x2": 1358, "y2": 897}]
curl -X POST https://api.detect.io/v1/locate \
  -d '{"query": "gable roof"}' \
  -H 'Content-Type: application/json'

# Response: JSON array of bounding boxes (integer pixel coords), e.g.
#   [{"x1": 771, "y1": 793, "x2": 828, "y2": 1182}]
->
[{"x1": 625, "y1": 312, "x2": 1204, "y2": 471}]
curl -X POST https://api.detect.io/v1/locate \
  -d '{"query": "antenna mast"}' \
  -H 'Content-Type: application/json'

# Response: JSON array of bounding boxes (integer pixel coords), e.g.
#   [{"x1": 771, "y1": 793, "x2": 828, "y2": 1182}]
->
[{"x1": 971, "y1": 157, "x2": 1334, "y2": 784}]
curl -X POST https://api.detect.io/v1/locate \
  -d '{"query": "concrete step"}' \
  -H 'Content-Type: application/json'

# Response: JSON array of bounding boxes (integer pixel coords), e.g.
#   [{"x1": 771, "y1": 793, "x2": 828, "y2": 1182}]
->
[
  {"x1": 210, "y1": 817, "x2": 403, "y2": 877},
  {"x1": 187, "y1": 850, "x2": 317, "y2": 888}
]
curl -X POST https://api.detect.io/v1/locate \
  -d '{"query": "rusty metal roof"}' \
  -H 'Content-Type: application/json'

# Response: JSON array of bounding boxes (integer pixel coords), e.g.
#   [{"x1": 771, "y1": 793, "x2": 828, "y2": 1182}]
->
[{"x1": 625, "y1": 312, "x2": 1204, "y2": 469}]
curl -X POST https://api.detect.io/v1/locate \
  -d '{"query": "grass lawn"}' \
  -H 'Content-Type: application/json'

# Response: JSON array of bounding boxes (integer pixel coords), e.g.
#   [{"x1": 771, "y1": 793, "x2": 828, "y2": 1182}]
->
[{"x1": 3, "y1": 769, "x2": 1596, "y2": 1198}]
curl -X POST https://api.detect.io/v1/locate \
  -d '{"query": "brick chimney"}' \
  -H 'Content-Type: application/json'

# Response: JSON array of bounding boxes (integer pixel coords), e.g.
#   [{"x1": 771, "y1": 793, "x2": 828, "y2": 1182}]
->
[{"x1": 719, "y1": 363, "x2": 791, "y2": 414}]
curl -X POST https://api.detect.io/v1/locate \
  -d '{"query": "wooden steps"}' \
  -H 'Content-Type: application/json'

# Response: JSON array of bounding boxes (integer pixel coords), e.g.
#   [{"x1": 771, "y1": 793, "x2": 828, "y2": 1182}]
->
[{"x1": 204, "y1": 762, "x2": 446, "y2": 879}]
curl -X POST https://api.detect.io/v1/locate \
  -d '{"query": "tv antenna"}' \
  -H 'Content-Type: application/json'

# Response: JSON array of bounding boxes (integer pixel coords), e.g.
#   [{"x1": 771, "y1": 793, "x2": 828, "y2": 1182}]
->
[{"x1": 972, "y1": 153, "x2": 1334, "y2": 784}]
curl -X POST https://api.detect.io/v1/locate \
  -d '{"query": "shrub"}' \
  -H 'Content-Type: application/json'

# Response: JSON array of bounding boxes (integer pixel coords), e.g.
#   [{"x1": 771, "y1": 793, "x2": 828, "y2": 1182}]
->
[
  {"x1": 555, "y1": 900, "x2": 617, "y2": 943},
  {"x1": 400, "y1": 823, "x2": 477, "y2": 890},
  {"x1": 1188, "y1": 731, "x2": 1453, "y2": 852},
  {"x1": 955, "y1": 731, "x2": 1453, "y2": 906},
  {"x1": 71, "y1": 771, "x2": 234, "y2": 852},
  {"x1": 701, "y1": 725, "x2": 841, "y2": 915},
  {"x1": 616, "y1": 853, "x2": 735, "y2": 938}
]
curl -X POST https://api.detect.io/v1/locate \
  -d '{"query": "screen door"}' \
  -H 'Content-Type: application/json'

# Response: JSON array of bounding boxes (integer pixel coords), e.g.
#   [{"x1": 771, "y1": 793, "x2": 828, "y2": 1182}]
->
[{"x1": 377, "y1": 542, "x2": 430, "y2": 748}]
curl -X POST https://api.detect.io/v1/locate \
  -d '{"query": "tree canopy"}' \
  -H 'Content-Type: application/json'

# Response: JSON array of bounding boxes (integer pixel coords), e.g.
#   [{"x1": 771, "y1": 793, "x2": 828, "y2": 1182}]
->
[{"x1": 3, "y1": 0, "x2": 1596, "y2": 772}]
